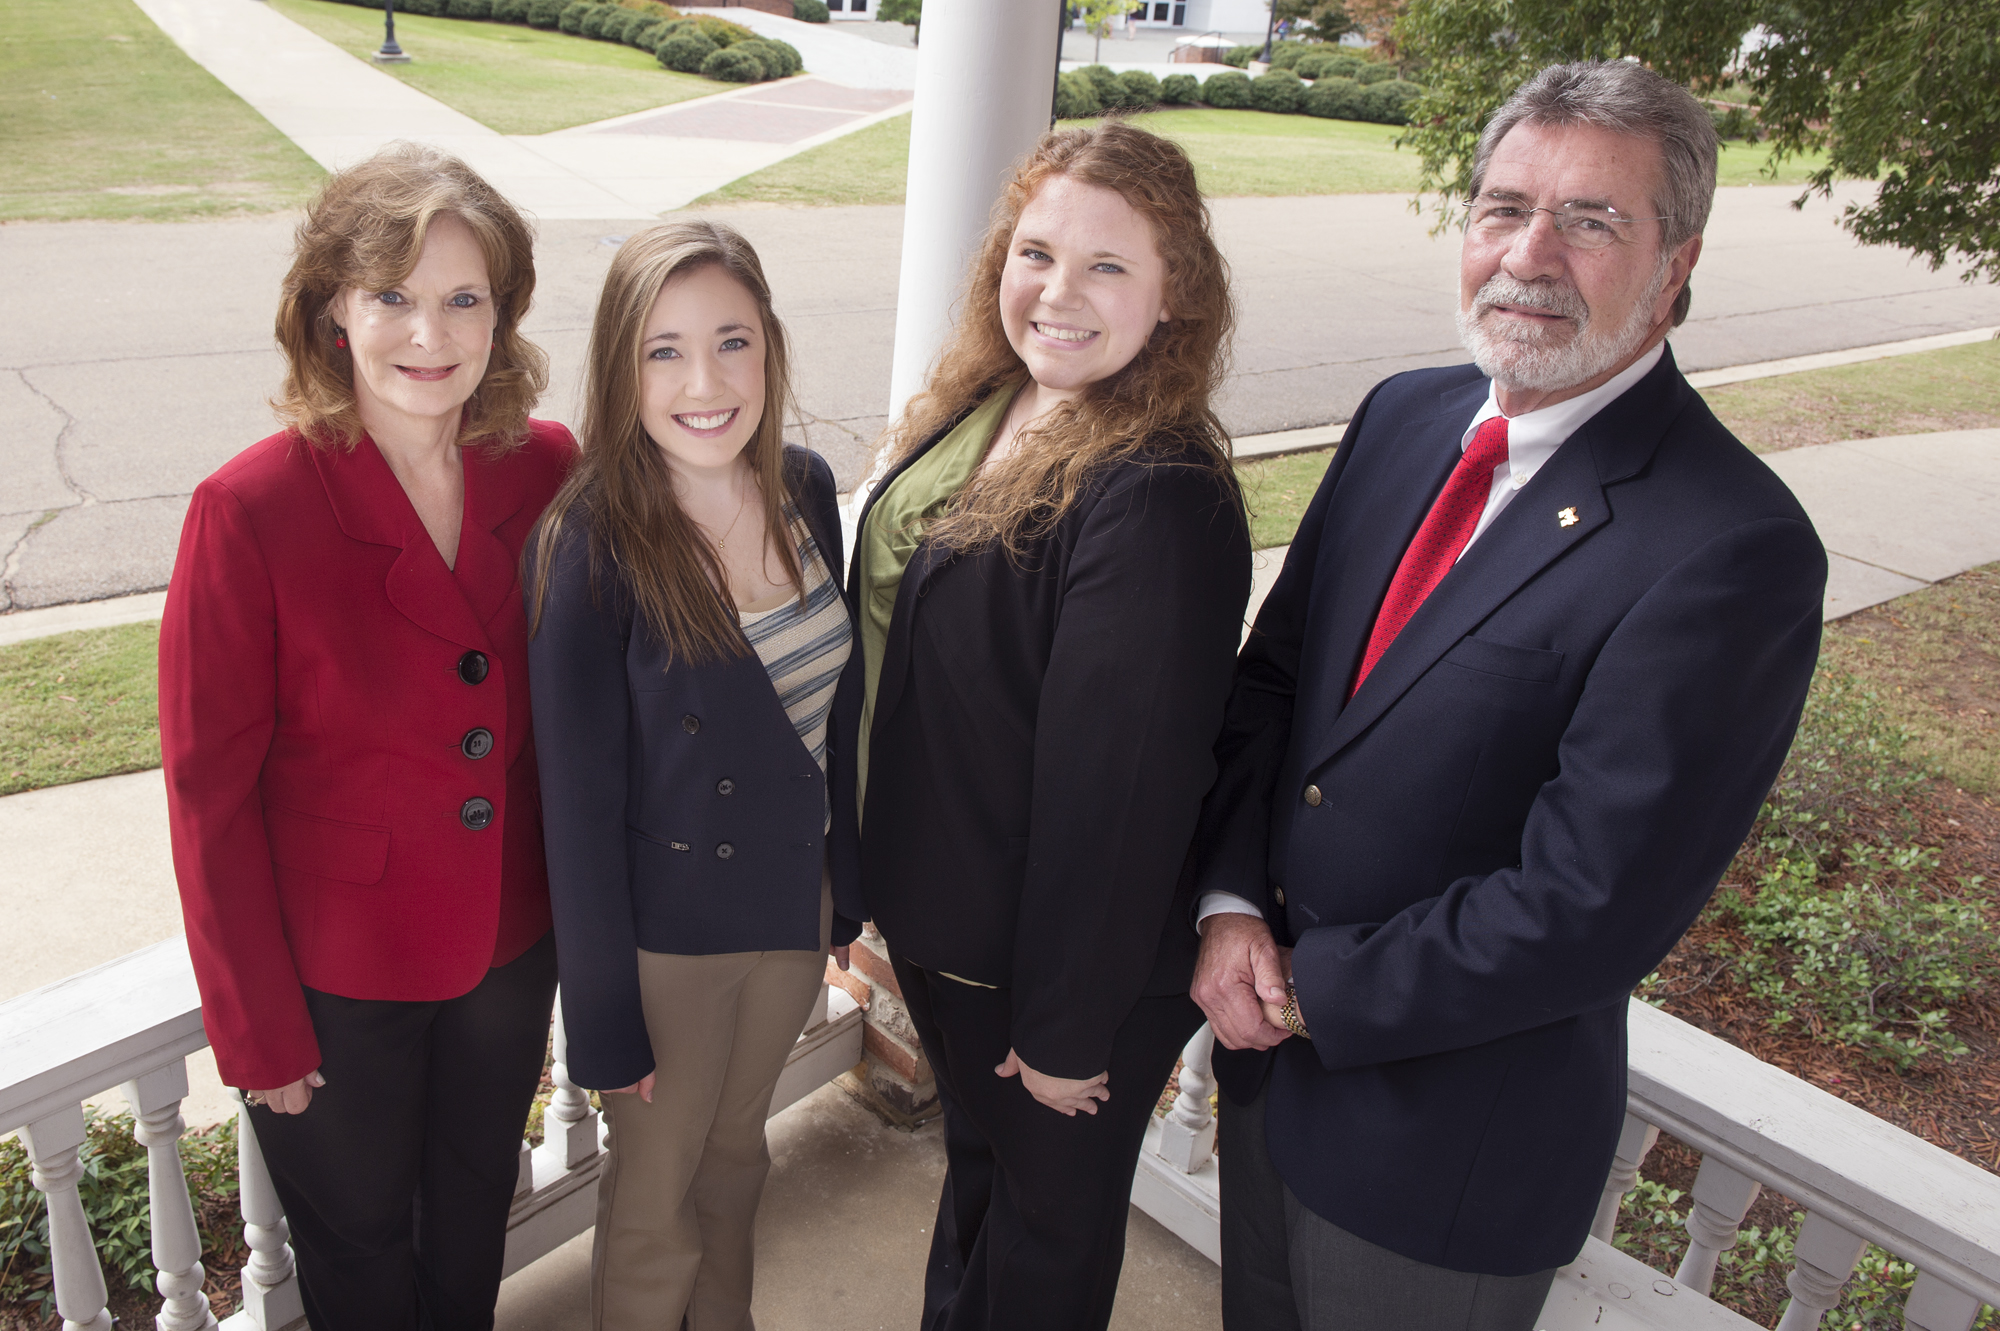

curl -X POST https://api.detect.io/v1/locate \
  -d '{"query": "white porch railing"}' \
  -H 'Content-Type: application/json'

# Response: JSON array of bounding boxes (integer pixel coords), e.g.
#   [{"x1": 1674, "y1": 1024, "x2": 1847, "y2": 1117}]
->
[
  {"x1": 0, "y1": 937, "x2": 863, "y2": 1331},
  {"x1": 1130, "y1": 1002, "x2": 2000, "y2": 1331}
]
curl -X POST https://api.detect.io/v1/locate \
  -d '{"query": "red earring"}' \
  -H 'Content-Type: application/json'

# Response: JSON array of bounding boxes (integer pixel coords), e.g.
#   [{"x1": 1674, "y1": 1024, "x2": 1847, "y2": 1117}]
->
[{"x1": 336, "y1": 335, "x2": 347, "y2": 348}]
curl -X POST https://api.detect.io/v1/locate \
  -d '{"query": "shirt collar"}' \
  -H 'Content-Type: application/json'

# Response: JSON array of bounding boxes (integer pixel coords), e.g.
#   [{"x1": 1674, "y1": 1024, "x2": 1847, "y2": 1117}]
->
[{"x1": 1461, "y1": 340, "x2": 1667, "y2": 491}]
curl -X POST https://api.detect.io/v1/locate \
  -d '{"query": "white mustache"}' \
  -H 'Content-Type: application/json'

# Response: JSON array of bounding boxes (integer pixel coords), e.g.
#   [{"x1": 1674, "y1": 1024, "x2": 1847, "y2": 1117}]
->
[{"x1": 1474, "y1": 275, "x2": 1589, "y2": 324}]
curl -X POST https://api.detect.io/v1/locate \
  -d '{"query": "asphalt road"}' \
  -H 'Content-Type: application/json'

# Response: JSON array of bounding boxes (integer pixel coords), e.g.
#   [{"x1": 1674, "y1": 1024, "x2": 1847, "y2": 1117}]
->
[{"x1": 3, "y1": 182, "x2": 1997, "y2": 609}]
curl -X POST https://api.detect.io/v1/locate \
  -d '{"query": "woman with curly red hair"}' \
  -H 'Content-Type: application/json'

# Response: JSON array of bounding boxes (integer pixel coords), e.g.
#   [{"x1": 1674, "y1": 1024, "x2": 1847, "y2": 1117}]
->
[{"x1": 832, "y1": 119, "x2": 1251, "y2": 1330}]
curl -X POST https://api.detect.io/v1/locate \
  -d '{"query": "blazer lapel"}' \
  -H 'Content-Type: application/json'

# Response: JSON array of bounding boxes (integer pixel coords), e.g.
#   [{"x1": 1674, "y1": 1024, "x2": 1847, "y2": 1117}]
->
[
  {"x1": 1304, "y1": 347, "x2": 1691, "y2": 773},
  {"x1": 847, "y1": 422, "x2": 959, "y2": 734},
  {"x1": 453, "y1": 445, "x2": 529, "y2": 633}
]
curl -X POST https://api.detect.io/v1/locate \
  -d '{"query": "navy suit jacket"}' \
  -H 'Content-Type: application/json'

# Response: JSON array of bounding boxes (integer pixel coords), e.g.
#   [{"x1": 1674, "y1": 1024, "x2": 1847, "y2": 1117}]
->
[
  {"x1": 1194, "y1": 347, "x2": 1826, "y2": 1276},
  {"x1": 527, "y1": 445, "x2": 861, "y2": 1090}
]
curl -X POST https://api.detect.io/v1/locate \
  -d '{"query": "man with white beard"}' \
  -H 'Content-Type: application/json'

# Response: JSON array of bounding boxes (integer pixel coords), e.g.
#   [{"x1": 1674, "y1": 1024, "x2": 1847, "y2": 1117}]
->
[{"x1": 1188, "y1": 61, "x2": 1829, "y2": 1331}]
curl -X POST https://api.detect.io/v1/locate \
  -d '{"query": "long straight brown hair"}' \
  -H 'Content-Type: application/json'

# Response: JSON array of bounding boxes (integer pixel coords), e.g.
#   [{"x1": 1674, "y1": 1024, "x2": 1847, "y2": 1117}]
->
[
  {"x1": 528, "y1": 221, "x2": 802, "y2": 663},
  {"x1": 881, "y1": 119, "x2": 1238, "y2": 559}
]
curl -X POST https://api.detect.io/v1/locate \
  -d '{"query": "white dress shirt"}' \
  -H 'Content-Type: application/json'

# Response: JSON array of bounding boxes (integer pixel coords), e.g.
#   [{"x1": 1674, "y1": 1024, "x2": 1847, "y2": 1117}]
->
[{"x1": 1195, "y1": 342, "x2": 1667, "y2": 929}]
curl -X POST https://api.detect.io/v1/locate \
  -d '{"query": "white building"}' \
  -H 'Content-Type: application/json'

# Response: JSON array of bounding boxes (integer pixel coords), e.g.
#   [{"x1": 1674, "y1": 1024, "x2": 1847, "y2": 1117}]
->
[{"x1": 827, "y1": 0, "x2": 1271, "y2": 31}]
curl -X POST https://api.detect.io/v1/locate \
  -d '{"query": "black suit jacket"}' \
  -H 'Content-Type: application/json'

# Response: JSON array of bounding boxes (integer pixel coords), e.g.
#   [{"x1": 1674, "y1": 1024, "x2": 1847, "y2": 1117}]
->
[
  {"x1": 831, "y1": 425, "x2": 1252, "y2": 1080},
  {"x1": 1195, "y1": 347, "x2": 1826, "y2": 1276},
  {"x1": 527, "y1": 446, "x2": 862, "y2": 1090}
]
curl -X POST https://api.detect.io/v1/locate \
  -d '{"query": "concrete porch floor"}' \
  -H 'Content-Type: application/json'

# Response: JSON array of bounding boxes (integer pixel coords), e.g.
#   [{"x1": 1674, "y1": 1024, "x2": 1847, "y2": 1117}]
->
[{"x1": 495, "y1": 1081, "x2": 1222, "y2": 1331}]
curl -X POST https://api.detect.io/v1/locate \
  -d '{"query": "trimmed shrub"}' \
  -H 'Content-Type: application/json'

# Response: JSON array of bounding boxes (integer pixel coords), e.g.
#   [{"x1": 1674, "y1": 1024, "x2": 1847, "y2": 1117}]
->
[
  {"x1": 1302, "y1": 75, "x2": 1366, "y2": 120},
  {"x1": 1159, "y1": 72, "x2": 1200, "y2": 105},
  {"x1": 579, "y1": 5, "x2": 619, "y2": 38},
  {"x1": 1078, "y1": 64, "x2": 1124, "y2": 108},
  {"x1": 737, "y1": 36, "x2": 801, "y2": 77},
  {"x1": 1117, "y1": 68, "x2": 1161, "y2": 108},
  {"x1": 1360, "y1": 79, "x2": 1421, "y2": 124},
  {"x1": 794, "y1": 0, "x2": 829, "y2": 18},
  {"x1": 446, "y1": 0, "x2": 492, "y2": 18},
  {"x1": 625, "y1": 16, "x2": 664, "y2": 47},
  {"x1": 1294, "y1": 50, "x2": 1360, "y2": 80},
  {"x1": 492, "y1": 0, "x2": 530, "y2": 21},
  {"x1": 686, "y1": 13, "x2": 749, "y2": 45},
  {"x1": 1267, "y1": 41, "x2": 1320, "y2": 70},
  {"x1": 558, "y1": 0, "x2": 593, "y2": 32},
  {"x1": 1222, "y1": 43, "x2": 1259, "y2": 67},
  {"x1": 1201, "y1": 70, "x2": 1252, "y2": 109},
  {"x1": 702, "y1": 44, "x2": 764, "y2": 81},
  {"x1": 1355, "y1": 61, "x2": 1395, "y2": 85},
  {"x1": 1053, "y1": 69, "x2": 1102, "y2": 119},
  {"x1": 656, "y1": 30, "x2": 716, "y2": 71},
  {"x1": 1249, "y1": 68, "x2": 1304, "y2": 113},
  {"x1": 400, "y1": 0, "x2": 443, "y2": 15},
  {"x1": 525, "y1": 0, "x2": 565, "y2": 26}
]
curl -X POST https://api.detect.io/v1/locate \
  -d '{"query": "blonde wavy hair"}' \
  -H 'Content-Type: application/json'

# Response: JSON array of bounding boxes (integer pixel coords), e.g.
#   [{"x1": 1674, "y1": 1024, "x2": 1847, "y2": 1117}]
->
[
  {"x1": 883, "y1": 119, "x2": 1237, "y2": 558},
  {"x1": 528, "y1": 221, "x2": 803, "y2": 664},
  {"x1": 272, "y1": 142, "x2": 548, "y2": 450}
]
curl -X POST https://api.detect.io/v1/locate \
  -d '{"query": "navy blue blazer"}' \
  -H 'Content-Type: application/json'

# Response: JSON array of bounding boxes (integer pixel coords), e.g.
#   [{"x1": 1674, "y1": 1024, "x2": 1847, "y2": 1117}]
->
[
  {"x1": 1194, "y1": 347, "x2": 1826, "y2": 1276},
  {"x1": 527, "y1": 445, "x2": 860, "y2": 1090}
]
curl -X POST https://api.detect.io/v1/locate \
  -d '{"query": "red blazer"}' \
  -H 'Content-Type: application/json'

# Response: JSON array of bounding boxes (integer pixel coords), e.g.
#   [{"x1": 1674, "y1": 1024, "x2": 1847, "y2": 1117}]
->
[{"x1": 160, "y1": 421, "x2": 575, "y2": 1091}]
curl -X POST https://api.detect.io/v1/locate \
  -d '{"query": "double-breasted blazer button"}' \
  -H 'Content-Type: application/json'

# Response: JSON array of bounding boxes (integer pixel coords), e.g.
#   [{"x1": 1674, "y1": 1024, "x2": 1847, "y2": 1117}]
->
[
  {"x1": 1303, "y1": 784, "x2": 1323, "y2": 807},
  {"x1": 461, "y1": 727, "x2": 494, "y2": 760},
  {"x1": 457, "y1": 651, "x2": 489, "y2": 685},
  {"x1": 715, "y1": 842, "x2": 734, "y2": 859},
  {"x1": 460, "y1": 797, "x2": 495, "y2": 831},
  {"x1": 1274, "y1": 887, "x2": 1287, "y2": 907},
  {"x1": 682, "y1": 714, "x2": 700, "y2": 734},
  {"x1": 716, "y1": 778, "x2": 735, "y2": 795}
]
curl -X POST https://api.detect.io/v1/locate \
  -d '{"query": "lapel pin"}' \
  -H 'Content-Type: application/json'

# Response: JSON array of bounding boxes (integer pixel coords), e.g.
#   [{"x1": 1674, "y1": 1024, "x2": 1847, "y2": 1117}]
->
[{"x1": 1557, "y1": 506, "x2": 1580, "y2": 528}]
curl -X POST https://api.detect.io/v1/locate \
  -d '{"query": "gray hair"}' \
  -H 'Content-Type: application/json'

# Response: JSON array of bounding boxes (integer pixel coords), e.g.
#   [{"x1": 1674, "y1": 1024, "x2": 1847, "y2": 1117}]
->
[{"x1": 1469, "y1": 61, "x2": 1718, "y2": 326}]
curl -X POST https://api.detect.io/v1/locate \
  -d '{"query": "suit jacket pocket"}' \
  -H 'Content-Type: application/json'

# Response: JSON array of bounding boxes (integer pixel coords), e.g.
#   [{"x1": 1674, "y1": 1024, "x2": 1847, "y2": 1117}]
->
[
  {"x1": 265, "y1": 804, "x2": 392, "y2": 885},
  {"x1": 1441, "y1": 636, "x2": 1564, "y2": 683}
]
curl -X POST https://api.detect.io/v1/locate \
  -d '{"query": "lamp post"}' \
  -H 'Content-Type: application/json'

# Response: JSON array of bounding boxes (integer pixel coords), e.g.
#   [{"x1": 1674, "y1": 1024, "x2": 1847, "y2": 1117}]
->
[
  {"x1": 374, "y1": 0, "x2": 410, "y2": 62},
  {"x1": 1257, "y1": 0, "x2": 1276, "y2": 62}
]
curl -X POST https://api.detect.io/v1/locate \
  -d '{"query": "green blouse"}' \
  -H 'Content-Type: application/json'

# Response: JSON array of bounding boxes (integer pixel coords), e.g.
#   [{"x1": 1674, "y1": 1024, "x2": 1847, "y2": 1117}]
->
[{"x1": 854, "y1": 384, "x2": 1019, "y2": 823}]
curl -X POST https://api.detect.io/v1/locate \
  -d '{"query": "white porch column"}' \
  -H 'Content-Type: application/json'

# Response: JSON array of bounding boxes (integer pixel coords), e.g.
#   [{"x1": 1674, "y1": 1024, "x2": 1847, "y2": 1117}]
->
[{"x1": 886, "y1": 0, "x2": 1064, "y2": 421}]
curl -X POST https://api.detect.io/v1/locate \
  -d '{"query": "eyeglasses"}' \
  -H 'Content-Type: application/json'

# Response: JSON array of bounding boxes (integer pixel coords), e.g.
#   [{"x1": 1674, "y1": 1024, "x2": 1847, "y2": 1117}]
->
[{"x1": 1460, "y1": 195, "x2": 1669, "y2": 251}]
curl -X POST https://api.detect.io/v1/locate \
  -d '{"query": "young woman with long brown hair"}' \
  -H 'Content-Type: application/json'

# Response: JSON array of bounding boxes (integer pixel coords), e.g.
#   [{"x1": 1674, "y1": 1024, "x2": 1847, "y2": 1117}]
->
[
  {"x1": 830, "y1": 120, "x2": 1252, "y2": 1330},
  {"x1": 525, "y1": 220, "x2": 860, "y2": 1329}
]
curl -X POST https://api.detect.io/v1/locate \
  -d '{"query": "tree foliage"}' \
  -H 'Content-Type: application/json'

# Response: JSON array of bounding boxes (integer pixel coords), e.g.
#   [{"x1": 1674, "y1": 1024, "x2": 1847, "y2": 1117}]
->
[{"x1": 1394, "y1": 0, "x2": 2000, "y2": 283}]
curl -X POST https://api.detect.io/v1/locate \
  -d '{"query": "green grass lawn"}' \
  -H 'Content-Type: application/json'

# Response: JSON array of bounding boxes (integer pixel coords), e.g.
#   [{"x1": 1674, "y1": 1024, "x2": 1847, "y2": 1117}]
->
[
  {"x1": 694, "y1": 112, "x2": 912, "y2": 209},
  {"x1": 0, "y1": 0, "x2": 323, "y2": 222},
  {"x1": 1700, "y1": 338, "x2": 2000, "y2": 453},
  {"x1": 270, "y1": 0, "x2": 717, "y2": 135},
  {"x1": 1238, "y1": 448, "x2": 1335, "y2": 550},
  {"x1": 0, "y1": 623, "x2": 161, "y2": 797}
]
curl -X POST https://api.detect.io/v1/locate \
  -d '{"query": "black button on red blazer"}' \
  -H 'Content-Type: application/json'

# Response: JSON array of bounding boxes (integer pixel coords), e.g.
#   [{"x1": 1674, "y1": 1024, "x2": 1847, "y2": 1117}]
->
[{"x1": 160, "y1": 421, "x2": 576, "y2": 1092}]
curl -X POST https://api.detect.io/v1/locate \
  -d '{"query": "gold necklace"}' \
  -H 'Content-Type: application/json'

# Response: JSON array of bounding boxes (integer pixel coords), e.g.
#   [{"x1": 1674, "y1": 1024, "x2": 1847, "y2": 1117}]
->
[{"x1": 704, "y1": 482, "x2": 751, "y2": 554}]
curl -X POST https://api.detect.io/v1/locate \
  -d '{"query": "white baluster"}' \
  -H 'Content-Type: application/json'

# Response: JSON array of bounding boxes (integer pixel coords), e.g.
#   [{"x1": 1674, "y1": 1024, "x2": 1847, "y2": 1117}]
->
[
  {"x1": 1153, "y1": 1024, "x2": 1217, "y2": 1174},
  {"x1": 17, "y1": 1103, "x2": 114, "y2": 1331},
  {"x1": 232, "y1": 1095, "x2": 304, "y2": 1331},
  {"x1": 1675, "y1": 1155, "x2": 1763, "y2": 1295},
  {"x1": 120, "y1": 1062, "x2": 218, "y2": 1330},
  {"x1": 1589, "y1": 1112, "x2": 1659, "y2": 1242},
  {"x1": 1902, "y1": 1270, "x2": 1984, "y2": 1331},
  {"x1": 535, "y1": 999, "x2": 600, "y2": 1174},
  {"x1": 1775, "y1": 1211, "x2": 1868, "y2": 1331},
  {"x1": 514, "y1": 1140, "x2": 534, "y2": 1199}
]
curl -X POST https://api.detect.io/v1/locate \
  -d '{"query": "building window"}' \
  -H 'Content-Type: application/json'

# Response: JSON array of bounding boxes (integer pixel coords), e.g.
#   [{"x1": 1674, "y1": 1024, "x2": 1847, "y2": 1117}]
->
[
  {"x1": 827, "y1": 0, "x2": 841, "y2": 7},
  {"x1": 1173, "y1": 2, "x2": 1186, "y2": 21},
  {"x1": 1153, "y1": 2, "x2": 1167, "y2": 18}
]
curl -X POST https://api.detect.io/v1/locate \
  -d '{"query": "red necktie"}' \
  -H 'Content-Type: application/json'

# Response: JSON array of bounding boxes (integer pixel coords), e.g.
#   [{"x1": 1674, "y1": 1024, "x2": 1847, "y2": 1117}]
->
[{"x1": 1350, "y1": 415, "x2": 1511, "y2": 697}]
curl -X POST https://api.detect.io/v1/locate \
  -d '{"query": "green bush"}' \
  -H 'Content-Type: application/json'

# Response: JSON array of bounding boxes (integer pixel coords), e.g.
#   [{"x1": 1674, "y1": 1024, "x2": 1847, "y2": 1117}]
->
[
  {"x1": 1077, "y1": 64, "x2": 1124, "y2": 109},
  {"x1": 1295, "y1": 50, "x2": 1364, "y2": 80},
  {"x1": 686, "y1": 13, "x2": 749, "y2": 45},
  {"x1": 1303, "y1": 75, "x2": 1367, "y2": 120},
  {"x1": 624, "y1": 15, "x2": 664, "y2": 47},
  {"x1": 1116, "y1": 68, "x2": 1161, "y2": 108},
  {"x1": 445, "y1": 0, "x2": 492, "y2": 17},
  {"x1": 1054, "y1": 69, "x2": 1102, "y2": 119},
  {"x1": 656, "y1": 31, "x2": 716, "y2": 71},
  {"x1": 736, "y1": 36, "x2": 802, "y2": 77},
  {"x1": 579, "y1": 5, "x2": 618, "y2": 39},
  {"x1": 491, "y1": 0, "x2": 530, "y2": 21},
  {"x1": 1267, "y1": 40, "x2": 1322, "y2": 70},
  {"x1": 1710, "y1": 103, "x2": 1761, "y2": 142},
  {"x1": 525, "y1": 0, "x2": 565, "y2": 26},
  {"x1": 794, "y1": 0, "x2": 830, "y2": 18},
  {"x1": 1223, "y1": 43, "x2": 1259, "y2": 68},
  {"x1": 1, "y1": 1110, "x2": 242, "y2": 1317},
  {"x1": 702, "y1": 45, "x2": 764, "y2": 81},
  {"x1": 1249, "y1": 68, "x2": 1304, "y2": 113},
  {"x1": 1159, "y1": 72, "x2": 1200, "y2": 105},
  {"x1": 399, "y1": 0, "x2": 443, "y2": 15},
  {"x1": 557, "y1": 0, "x2": 593, "y2": 32},
  {"x1": 1202, "y1": 69, "x2": 1252, "y2": 108},
  {"x1": 1360, "y1": 79, "x2": 1422, "y2": 125},
  {"x1": 1355, "y1": 61, "x2": 1395, "y2": 85}
]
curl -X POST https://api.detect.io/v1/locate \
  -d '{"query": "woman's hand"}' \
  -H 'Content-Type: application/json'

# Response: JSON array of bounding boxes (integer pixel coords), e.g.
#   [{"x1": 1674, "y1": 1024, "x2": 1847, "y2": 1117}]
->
[
  {"x1": 832, "y1": 945, "x2": 851, "y2": 972},
  {"x1": 605, "y1": 1073, "x2": 657, "y2": 1104},
  {"x1": 248, "y1": 1069, "x2": 325, "y2": 1115},
  {"x1": 994, "y1": 1049, "x2": 1109, "y2": 1117}
]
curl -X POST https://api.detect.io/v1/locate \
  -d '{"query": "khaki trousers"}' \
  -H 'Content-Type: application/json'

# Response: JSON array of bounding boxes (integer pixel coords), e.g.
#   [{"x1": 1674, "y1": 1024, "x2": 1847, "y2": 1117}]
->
[{"x1": 592, "y1": 886, "x2": 832, "y2": 1331}]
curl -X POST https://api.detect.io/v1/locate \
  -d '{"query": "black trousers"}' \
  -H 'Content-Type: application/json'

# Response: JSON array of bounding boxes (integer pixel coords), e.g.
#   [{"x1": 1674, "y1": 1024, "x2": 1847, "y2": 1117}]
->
[
  {"x1": 892, "y1": 956, "x2": 1203, "y2": 1331},
  {"x1": 250, "y1": 931, "x2": 558, "y2": 1331},
  {"x1": 1219, "y1": 1080, "x2": 1558, "y2": 1331}
]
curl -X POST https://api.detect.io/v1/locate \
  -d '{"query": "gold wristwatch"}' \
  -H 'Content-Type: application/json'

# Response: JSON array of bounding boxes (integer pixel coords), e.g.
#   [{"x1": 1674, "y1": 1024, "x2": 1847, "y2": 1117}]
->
[{"x1": 1279, "y1": 976, "x2": 1312, "y2": 1040}]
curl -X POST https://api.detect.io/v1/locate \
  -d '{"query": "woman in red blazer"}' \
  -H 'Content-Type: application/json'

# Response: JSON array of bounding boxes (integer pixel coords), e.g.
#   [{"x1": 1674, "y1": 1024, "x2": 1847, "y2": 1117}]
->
[{"x1": 158, "y1": 144, "x2": 574, "y2": 1331}]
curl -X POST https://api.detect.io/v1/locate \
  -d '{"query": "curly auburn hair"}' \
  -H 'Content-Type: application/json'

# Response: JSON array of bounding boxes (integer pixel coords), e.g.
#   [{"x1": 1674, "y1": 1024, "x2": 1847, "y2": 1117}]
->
[
  {"x1": 881, "y1": 119, "x2": 1237, "y2": 558},
  {"x1": 272, "y1": 142, "x2": 548, "y2": 450}
]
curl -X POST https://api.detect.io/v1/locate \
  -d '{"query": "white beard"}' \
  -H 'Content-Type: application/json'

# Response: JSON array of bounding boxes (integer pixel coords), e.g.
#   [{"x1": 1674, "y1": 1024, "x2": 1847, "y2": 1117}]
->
[{"x1": 1456, "y1": 262, "x2": 1669, "y2": 394}]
